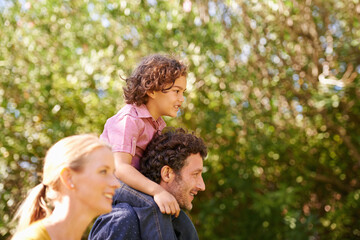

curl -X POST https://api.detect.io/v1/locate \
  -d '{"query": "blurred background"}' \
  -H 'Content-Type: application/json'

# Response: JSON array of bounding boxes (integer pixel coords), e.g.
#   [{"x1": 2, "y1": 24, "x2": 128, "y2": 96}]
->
[{"x1": 1, "y1": 0, "x2": 360, "y2": 239}]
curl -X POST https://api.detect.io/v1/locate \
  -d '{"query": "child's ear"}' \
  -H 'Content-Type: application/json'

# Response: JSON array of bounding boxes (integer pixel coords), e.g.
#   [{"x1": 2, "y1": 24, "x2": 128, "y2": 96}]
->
[
  {"x1": 146, "y1": 90, "x2": 156, "y2": 99},
  {"x1": 59, "y1": 167, "x2": 76, "y2": 190},
  {"x1": 160, "y1": 166, "x2": 175, "y2": 183}
]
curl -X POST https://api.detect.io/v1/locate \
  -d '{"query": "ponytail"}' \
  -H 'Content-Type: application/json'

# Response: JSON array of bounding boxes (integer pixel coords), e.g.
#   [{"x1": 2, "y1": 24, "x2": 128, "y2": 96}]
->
[{"x1": 12, "y1": 183, "x2": 51, "y2": 232}]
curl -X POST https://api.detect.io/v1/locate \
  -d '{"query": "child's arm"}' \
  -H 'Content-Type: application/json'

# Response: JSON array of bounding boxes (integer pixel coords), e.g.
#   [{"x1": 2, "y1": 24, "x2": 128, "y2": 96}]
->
[{"x1": 114, "y1": 152, "x2": 180, "y2": 217}]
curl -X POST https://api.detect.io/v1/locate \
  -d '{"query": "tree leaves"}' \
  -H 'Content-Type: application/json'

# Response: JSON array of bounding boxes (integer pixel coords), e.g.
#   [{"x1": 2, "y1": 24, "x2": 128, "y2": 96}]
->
[{"x1": 1, "y1": 0, "x2": 359, "y2": 239}]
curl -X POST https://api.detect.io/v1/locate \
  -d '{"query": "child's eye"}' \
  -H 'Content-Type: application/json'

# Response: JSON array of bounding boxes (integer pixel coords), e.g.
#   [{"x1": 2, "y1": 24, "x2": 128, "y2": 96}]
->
[{"x1": 100, "y1": 169, "x2": 108, "y2": 174}]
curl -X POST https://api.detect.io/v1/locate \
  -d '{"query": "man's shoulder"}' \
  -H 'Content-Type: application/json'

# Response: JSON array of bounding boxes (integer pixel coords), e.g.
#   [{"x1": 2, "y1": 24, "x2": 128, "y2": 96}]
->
[
  {"x1": 89, "y1": 202, "x2": 141, "y2": 240},
  {"x1": 97, "y1": 202, "x2": 138, "y2": 222},
  {"x1": 113, "y1": 183, "x2": 156, "y2": 208}
]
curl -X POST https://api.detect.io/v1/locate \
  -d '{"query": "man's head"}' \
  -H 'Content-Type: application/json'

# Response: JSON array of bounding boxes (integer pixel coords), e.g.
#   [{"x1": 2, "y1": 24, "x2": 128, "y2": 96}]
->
[{"x1": 140, "y1": 128, "x2": 207, "y2": 210}]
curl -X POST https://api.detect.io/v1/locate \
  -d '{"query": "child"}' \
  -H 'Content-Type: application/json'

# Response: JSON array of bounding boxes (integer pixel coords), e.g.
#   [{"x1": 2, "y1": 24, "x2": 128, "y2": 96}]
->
[{"x1": 100, "y1": 54, "x2": 187, "y2": 217}]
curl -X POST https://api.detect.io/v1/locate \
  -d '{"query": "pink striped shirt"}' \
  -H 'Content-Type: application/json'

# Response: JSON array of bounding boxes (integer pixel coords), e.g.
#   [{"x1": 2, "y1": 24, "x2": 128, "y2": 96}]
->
[{"x1": 100, "y1": 104, "x2": 166, "y2": 170}]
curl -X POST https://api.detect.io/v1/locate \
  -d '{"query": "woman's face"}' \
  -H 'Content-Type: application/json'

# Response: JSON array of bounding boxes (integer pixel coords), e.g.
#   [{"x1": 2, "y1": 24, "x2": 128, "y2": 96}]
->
[{"x1": 71, "y1": 147, "x2": 120, "y2": 216}]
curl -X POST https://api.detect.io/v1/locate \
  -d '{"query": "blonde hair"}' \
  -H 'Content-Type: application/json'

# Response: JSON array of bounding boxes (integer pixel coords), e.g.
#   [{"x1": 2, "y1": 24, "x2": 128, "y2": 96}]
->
[{"x1": 12, "y1": 134, "x2": 111, "y2": 232}]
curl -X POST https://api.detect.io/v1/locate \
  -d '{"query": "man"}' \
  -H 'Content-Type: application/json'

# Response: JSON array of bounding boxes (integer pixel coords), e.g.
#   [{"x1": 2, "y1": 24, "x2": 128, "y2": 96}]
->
[{"x1": 89, "y1": 128, "x2": 207, "y2": 240}]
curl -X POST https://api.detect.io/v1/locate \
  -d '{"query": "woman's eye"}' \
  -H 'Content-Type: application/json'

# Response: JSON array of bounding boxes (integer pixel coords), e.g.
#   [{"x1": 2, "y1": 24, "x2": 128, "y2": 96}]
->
[{"x1": 100, "y1": 169, "x2": 108, "y2": 174}]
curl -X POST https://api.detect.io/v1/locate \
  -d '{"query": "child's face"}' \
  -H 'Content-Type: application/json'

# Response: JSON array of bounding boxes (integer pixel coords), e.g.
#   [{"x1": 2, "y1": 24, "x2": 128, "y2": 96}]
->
[{"x1": 149, "y1": 75, "x2": 187, "y2": 119}]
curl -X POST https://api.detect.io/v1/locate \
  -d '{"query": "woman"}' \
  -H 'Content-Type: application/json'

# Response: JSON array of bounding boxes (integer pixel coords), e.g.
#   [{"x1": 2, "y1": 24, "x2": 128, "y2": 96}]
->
[{"x1": 12, "y1": 134, "x2": 120, "y2": 240}]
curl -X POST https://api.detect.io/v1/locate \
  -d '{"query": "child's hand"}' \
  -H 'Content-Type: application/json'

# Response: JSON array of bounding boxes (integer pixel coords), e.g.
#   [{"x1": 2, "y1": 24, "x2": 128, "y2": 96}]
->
[{"x1": 154, "y1": 189, "x2": 180, "y2": 217}]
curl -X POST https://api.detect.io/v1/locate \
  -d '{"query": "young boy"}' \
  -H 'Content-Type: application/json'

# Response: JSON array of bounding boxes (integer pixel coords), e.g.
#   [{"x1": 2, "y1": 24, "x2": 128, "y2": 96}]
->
[{"x1": 100, "y1": 54, "x2": 187, "y2": 217}]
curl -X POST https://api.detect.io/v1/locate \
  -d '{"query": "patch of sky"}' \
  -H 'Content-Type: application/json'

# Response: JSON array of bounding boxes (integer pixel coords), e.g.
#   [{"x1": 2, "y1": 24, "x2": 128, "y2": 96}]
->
[
  {"x1": 292, "y1": 74, "x2": 299, "y2": 82},
  {"x1": 177, "y1": 106, "x2": 184, "y2": 117},
  {"x1": 101, "y1": 17, "x2": 110, "y2": 28},
  {"x1": 334, "y1": 85, "x2": 342, "y2": 91},
  {"x1": 231, "y1": 115, "x2": 239, "y2": 124},
  {"x1": 194, "y1": 17, "x2": 202, "y2": 26},
  {"x1": 239, "y1": 44, "x2": 251, "y2": 63},
  {"x1": 147, "y1": 0, "x2": 157, "y2": 6},
  {"x1": 339, "y1": 62, "x2": 346, "y2": 72},
  {"x1": 208, "y1": 1, "x2": 217, "y2": 16},
  {"x1": 91, "y1": 13, "x2": 100, "y2": 21},
  {"x1": 271, "y1": 55, "x2": 280, "y2": 64},
  {"x1": 229, "y1": 1, "x2": 242, "y2": 16},
  {"x1": 214, "y1": 68, "x2": 222, "y2": 76},
  {"x1": 88, "y1": 3, "x2": 95, "y2": 12},
  {"x1": 19, "y1": 161, "x2": 31, "y2": 170},
  {"x1": 250, "y1": 19, "x2": 257, "y2": 29},
  {"x1": 280, "y1": 51, "x2": 289, "y2": 60},
  {"x1": 302, "y1": 83, "x2": 308, "y2": 90},
  {"x1": 7, "y1": 102, "x2": 20, "y2": 118},
  {"x1": 107, "y1": 3, "x2": 114, "y2": 10},
  {"x1": 242, "y1": 101, "x2": 249, "y2": 108},
  {"x1": 295, "y1": 105, "x2": 303, "y2": 112},
  {"x1": 215, "y1": 55, "x2": 223, "y2": 61},
  {"x1": 224, "y1": 14, "x2": 232, "y2": 27},
  {"x1": 97, "y1": 89, "x2": 106, "y2": 99},
  {"x1": 258, "y1": 45, "x2": 266, "y2": 54},
  {"x1": 31, "y1": 156, "x2": 38, "y2": 163},
  {"x1": 18, "y1": 0, "x2": 30, "y2": 12},
  {"x1": 0, "y1": 0, "x2": 14, "y2": 11},
  {"x1": 312, "y1": 6, "x2": 320, "y2": 17},
  {"x1": 230, "y1": 98, "x2": 237, "y2": 107},
  {"x1": 123, "y1": 27, "x2": 139, "y2": 43},
  {"x1": 260, "y1": 37, "x2": 267, "y2": 45},
  {"x1": 319, "y1": 35, "x2": 326, "y2": 43},
  {"x1": 329, "y1": 16, "x2": 343, "y2": 38},
  {"x1": 75, "y1": 47, "x2": 83, "y2": 55},
  {"x1": 268, "y1": 68, "x2": 279, "y2": 76}
]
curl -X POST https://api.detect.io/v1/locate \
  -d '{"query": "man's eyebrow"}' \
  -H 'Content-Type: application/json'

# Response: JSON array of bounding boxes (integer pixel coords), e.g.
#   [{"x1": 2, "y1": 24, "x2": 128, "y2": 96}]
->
[{"x1": 193, "y1": 168, "x2": 203, "y2": 173}]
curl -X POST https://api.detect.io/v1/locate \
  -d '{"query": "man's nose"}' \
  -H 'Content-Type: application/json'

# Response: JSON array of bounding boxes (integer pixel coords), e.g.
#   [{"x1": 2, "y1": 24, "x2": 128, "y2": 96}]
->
[{"x1": 197, "y1": 176, "x2": 205, "y2": 191}]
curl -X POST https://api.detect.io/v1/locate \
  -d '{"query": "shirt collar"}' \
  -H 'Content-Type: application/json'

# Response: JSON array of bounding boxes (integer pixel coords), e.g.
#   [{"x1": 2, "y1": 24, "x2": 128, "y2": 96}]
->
[
  {"x1": 134, "y1": 104, "x2": 166, "y2": 128},
  {"x1": 134, "y1": 104, "x2": 153, "y2": 118}
]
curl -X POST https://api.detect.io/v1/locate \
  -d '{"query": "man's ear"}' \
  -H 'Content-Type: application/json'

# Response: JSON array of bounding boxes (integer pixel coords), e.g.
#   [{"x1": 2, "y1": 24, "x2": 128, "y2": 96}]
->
[
  {"x1": 59, "y1": 167, "x2": 75, "y2": 190},
  {"x1": 160, "y1": 166, "x2": 175, "y2": 183}
]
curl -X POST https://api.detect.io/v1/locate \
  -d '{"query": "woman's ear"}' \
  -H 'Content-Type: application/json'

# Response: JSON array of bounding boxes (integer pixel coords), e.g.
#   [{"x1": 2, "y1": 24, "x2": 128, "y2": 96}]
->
[
  {"x1": 160, "y1": 165, "x2": 175, "y2": 183},
  {"x1": 59, "y1": 167, "x2": 75, "y2": 190}
]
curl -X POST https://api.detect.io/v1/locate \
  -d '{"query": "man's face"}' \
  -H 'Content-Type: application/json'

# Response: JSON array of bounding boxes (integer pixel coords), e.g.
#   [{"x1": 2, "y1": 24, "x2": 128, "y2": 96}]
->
[{"x1": 168, "y1": 153, "x2": 205, "y2": 210}]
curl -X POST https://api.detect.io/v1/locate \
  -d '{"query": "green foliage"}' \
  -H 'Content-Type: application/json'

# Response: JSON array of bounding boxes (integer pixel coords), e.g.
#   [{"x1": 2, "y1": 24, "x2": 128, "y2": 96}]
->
[{"x1": 1, "y1": 0, "x2": 360, "y2": 239}]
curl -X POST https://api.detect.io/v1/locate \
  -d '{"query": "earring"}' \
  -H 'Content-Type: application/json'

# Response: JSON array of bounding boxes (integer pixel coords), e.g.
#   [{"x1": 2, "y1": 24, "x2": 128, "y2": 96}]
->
[{"x1": 70, "y1": 183, "x2": 75, "y2": 189}]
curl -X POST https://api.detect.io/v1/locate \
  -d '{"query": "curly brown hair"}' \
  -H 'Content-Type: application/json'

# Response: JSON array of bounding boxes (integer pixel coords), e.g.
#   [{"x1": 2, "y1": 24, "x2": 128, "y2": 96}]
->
[
  {"x1": 140, "y1": 127, "x2": 207, "y2": 184},
  {"x1": 123, "y1": 54, "x2": 187, "y2": 106}
]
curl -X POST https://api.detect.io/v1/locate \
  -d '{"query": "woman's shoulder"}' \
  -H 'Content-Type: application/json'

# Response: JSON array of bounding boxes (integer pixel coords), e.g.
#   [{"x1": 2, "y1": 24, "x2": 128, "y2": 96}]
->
[{"x1": 12, "y1": 221, "x2": 51, "y2": 240}]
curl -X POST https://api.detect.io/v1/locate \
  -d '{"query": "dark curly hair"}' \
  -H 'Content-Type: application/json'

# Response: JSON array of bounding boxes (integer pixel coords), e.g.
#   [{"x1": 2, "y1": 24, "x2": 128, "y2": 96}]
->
[
  {"x1": 123, "y1": 54, "x2": 187, "y2": 106},
  {"x1": 140, "y1": 128, "x2": 207, "y2": 184}
]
